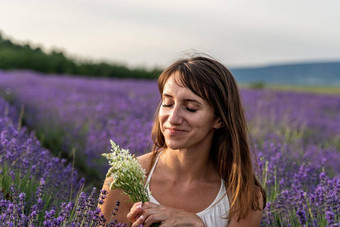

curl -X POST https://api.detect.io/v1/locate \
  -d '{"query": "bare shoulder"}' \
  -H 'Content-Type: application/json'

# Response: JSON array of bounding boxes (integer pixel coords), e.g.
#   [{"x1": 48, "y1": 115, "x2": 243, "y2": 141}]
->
[
  {"x1": 137, "y1": 152, "x2": 153, "y2": 170},
  {"x1": 98, "y1": 177, "x2": 133, "y2": 224}
]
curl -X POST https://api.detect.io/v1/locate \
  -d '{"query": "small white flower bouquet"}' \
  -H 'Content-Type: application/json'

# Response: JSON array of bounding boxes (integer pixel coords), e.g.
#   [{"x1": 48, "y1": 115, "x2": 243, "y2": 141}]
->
[{"x1": 102, "y1": 140, "x2": 150, "y2": 203}]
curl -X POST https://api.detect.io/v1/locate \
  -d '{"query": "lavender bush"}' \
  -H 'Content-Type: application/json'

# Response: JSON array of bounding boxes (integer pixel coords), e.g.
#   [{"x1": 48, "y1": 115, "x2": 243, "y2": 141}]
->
[
  {"x1": 0, "y1": 96, "x2": 80, "y2": 202},
  {"x1": 0, "y1": 97, "x2": 128, "y2": 226},
  {"x1": 1, "y1": 69, "x2": 339, "y2": 225},
  {"x1": 0, "y1": 70, "x2": 158, "y2": 178}
]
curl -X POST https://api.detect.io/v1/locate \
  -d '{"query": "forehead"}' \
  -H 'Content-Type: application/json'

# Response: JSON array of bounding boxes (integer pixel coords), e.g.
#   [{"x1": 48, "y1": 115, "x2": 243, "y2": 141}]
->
[
  {"x1": 163, "y1": 73, "x2": 190, "y2": 93},
  {"x1": 162, "y1": 73, "x2": 205, "y2": 102},
  {"x1": 163, "y1": 71, "x2": 184, "y2": 87}
]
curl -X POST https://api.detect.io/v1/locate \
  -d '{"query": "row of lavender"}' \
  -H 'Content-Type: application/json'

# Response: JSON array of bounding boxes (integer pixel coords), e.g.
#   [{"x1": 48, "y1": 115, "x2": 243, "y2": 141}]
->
[
  {"x1": 0, "y1": 97, "x2": 126, "y2": 226},
  {"x1": 0, "y1": 70, "x2": 158, "y2": 178},
  {"x1": 0, "y1": 70, "x2": 339, "y2": 225}
]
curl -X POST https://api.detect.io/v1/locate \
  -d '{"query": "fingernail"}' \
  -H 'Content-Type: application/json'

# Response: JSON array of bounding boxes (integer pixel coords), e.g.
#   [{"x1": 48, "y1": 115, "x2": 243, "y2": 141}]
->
[
  {"x1": 139, "y1": 215, "x2": 144, "y2": 221},
  {"x1": 139, "y1": 202, "x2": 143, "y2": 209}
]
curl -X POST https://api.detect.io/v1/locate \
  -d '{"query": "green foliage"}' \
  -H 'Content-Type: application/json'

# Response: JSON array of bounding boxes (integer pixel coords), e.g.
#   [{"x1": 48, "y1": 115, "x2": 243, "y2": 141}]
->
[
  {"x1": 0, "y1": 32, "x2": 162, "y2": 79},
  {"x1": 249, "y1": 81, "x2": 266, "y2": 89},
  {"x1": 0, "y1": 163, "x2": 105, "y2": 226},
  {"x1": 0, "y1": 163, "x2": 54, "y2": 209}
]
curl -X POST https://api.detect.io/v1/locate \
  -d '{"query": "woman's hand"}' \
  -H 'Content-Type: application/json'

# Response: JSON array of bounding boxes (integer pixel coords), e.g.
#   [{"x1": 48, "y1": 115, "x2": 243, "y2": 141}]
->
[
  {"x1": 127, "y1": 202, "x2": 205, "y2": 227},
  {"x1": 127, "y1": 202, "x2": 144, "y2": 224}
]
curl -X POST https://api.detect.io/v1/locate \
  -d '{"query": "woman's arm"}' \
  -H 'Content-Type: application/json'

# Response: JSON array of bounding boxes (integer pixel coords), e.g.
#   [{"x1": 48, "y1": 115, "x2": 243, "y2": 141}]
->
[{"x1": 98, "y1": 177, "x2": 133, "y2": 225}]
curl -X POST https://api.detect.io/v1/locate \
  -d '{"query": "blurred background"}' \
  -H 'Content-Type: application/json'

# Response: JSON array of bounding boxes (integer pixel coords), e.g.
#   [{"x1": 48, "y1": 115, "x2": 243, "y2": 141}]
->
[{"x1": 1, "y1": 0, "x2": 340, "y2": 86}]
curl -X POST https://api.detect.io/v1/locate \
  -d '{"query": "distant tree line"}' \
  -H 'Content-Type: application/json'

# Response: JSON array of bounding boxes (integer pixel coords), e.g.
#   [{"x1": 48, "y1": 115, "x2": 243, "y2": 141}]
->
[{"x1": 0, "y1": 32, "x2": 162, "y2": 79}]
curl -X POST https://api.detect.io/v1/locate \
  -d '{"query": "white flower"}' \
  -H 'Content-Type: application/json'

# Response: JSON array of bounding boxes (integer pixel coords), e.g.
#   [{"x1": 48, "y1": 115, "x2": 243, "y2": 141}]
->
[{"x1": 102, "y1": 140, "x2": 149, "y2": 203}]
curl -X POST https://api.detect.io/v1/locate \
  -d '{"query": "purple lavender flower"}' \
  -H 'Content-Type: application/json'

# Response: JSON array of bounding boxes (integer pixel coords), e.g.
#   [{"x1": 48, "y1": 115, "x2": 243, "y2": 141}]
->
[
  {"x1": 325, "y1": 210, "x2": 335, "y2": 225},
  {"x1": 18, "y1": 192, "x2": 26, "y2": 215},
  {"x1": 18, "y1": 213, "x2": 27, "y2": 226},
  {"x1": 77, "y1": 177, "x2": 85, "y2": 190},
  {"x1": 28, "y1": 210, "x2": 37, "y2": 225},
  {"x1": 36, "y1": 198, "x2": 44, "y2": 213},
  {"x1": 9, "y1": 171, "x2": 15, "y2": 181},
  {"x1": 59, "y1": 201, "x2": 73, "y2": 220},
  {"x1": 296, "y1": 209, "x2": 307, "y2": 225},
  {"x1": 86, "y1": 187, "x2": 97, "y2": 210},
  {"x1": 5, "y1": 203, "x2": 15, "y2": 224},
  {"x1": 73, "y1": 191, "x2": 87, "y2": 223},
  {"x1": 43, "y1": 209, "x2": 56, "y2": 226},
  {"x1": 89, "y1": 207, "x2": 106, "y2": 226},
  {"x1": 98, "y1": 189, "x2": 108, "y2": 205}
]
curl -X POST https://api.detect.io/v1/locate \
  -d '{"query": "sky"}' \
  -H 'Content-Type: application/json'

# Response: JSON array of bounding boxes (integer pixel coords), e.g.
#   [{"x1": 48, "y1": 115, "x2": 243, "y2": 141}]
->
[{"x1": 1, "y1": 0, "x2": 340, "y2": 69}]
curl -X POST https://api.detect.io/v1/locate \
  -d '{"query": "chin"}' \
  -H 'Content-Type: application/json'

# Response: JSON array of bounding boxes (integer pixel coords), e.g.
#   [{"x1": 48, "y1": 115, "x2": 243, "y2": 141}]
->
[
  {"x1": 165, "y1": 141, "x2": 184, "y2": 150},
  {"x1": 166, "y1": 144, "x2": 179, "y2": 150}
]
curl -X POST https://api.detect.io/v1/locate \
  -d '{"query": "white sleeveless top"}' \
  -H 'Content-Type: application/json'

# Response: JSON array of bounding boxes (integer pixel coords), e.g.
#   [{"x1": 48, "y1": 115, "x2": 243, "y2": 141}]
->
[{"x1": 146, "y1": 153, "x2": 229, "y2": 227}]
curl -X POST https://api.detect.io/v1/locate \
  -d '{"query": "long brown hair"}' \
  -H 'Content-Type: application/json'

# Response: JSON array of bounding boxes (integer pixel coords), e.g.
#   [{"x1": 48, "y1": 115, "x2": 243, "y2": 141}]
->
[{"x1": 149, "y1": 55, "x2": 266, "y2": 220}]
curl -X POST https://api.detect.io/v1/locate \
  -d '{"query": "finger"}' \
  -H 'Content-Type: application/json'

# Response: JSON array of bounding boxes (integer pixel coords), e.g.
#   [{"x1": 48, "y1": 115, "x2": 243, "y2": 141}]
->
[
  {"x1": 143, "y1": 213, "x2": 163, "y2": 227},
  {"x1": 127, "y1": 202, "x2": 143, "y2": 222},
  {"x1": 131, "y1": 214, "x2": 145, "y2": 227},
  {"x1": 134, "y1": 202, "x2": 164, "y2": 227},
  {"x1": 127, "y1": 202, "x2": 143, "y2": 221},
  {"x1": 142, "y1": 201, "x2": 160, "y2": 209}
]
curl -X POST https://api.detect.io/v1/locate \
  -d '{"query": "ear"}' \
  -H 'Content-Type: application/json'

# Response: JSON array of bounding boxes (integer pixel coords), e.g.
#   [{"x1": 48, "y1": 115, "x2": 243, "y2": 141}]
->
[{"x1": 213, "y1": 118, "x2": 224, "y2": 129}]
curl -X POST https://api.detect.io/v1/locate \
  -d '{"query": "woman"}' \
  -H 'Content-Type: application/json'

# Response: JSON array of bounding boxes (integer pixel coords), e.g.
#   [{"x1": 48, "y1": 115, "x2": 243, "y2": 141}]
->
[{"x1": 99, "y1": 55, "x2": 266, "y2": 226}]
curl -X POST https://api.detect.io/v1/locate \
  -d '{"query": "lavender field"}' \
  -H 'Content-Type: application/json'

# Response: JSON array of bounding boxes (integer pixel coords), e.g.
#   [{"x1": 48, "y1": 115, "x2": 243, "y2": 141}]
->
[{"x1": 0, "y1": 70, "x2": 339, "y2": 226}]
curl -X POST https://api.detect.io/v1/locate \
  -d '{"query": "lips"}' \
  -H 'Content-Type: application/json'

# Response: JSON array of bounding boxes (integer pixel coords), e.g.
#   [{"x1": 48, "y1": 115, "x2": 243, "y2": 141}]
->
[{"x1": 165, "y1": 127, "x2": 186, "y2": 136}]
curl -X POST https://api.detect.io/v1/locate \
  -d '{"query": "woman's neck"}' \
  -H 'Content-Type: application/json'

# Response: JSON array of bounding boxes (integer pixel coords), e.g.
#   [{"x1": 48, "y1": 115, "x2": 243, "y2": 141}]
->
[{"x1": 161, "y1": 147, "x2": 218, "y2": 183}]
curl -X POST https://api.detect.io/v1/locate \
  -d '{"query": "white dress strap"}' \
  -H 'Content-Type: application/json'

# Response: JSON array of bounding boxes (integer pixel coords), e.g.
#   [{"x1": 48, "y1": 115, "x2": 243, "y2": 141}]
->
[{"x1": 146, "y1": 151, "x2": 162, "y2": 186}]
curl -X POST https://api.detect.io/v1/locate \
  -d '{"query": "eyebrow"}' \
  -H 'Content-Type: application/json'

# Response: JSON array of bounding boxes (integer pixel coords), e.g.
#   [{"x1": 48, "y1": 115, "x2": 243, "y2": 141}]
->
[{"x1": 162, "y1": 94, "x2": 202, "y2": 106}]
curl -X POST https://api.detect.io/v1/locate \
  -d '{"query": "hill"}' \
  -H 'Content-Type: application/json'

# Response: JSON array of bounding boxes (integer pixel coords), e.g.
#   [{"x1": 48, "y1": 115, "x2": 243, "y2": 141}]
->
[
  {"x1": 230, "y1": 62, "x2": 340, "y2": 86},
  {"x1": 0, "y1": 31, "x2": 161, "y2": 79}
]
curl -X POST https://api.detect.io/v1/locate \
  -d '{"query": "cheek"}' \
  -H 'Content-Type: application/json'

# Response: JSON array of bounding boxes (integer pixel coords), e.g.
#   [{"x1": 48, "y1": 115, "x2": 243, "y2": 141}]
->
[
  {"x1": 159, "y1": 119, "x2": 164, "y2": 133},
  {"x1": 159, "y1": 105, "x2": 171, "y2": 114},
  {"x1": 159, "y1": 108, "x2": 166, "y2": 117},
  {"x1": 158, "y1": 109, "x2": 168, "y2": 123},
  {"x1": 158, "y1": 113, "x2": 166, "y2": 132}
]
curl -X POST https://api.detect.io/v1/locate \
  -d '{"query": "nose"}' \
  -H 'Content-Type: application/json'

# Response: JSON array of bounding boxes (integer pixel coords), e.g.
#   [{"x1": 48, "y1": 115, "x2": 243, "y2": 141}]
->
[{"x1": 168, "y1": 105, "x2": 182, "y2": 125}]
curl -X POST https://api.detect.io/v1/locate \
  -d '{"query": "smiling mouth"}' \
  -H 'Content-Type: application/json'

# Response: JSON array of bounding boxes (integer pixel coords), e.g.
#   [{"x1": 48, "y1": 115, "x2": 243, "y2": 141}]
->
[{"x1": 165, "y1": 127, "x2": 186, "y2": 136}]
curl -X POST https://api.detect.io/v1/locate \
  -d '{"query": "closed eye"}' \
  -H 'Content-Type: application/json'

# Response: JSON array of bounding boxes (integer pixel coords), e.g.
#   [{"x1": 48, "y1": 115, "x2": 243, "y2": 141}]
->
[
  {"x1": 162, "y1": 103, "x2": 197, "y2": 112},
  {"x1": 186, "y1": 107, "x2": 197, "y2": 112}
]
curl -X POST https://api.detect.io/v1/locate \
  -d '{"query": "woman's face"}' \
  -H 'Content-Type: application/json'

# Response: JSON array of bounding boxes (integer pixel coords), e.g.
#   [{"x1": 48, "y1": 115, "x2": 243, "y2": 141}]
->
[{"x1": 159, "y1": 72, "x2": 221, "y2": 151}]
